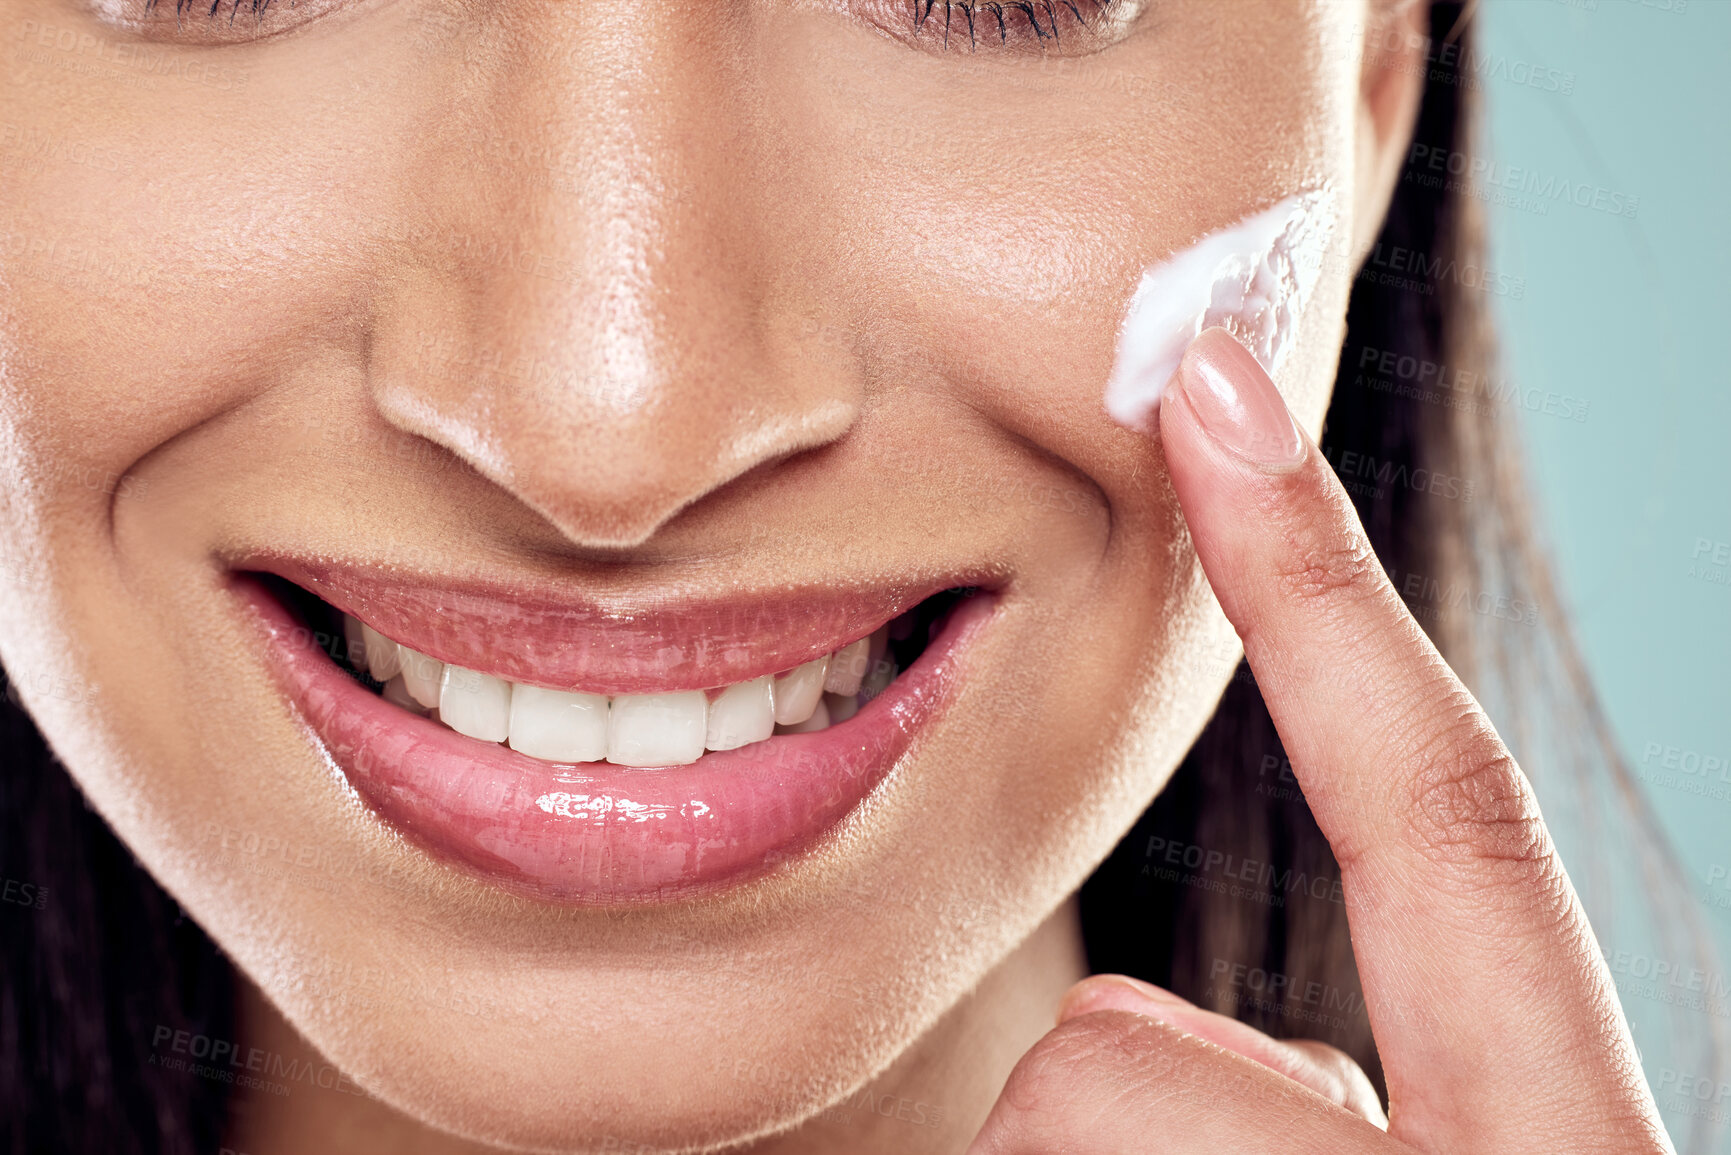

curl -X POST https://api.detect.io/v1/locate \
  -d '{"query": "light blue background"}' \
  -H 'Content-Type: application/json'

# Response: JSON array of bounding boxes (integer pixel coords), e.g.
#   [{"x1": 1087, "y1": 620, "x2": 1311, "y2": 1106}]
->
[{"x1": 1479, "y1": 0, "x2": 1730, "y2": 1146}]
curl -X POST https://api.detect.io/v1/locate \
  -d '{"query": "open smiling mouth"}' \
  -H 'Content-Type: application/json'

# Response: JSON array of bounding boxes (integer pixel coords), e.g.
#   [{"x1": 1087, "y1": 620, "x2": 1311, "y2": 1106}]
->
[{"x1": 236, "y1": 562, "x2": 996, "y2": 905}]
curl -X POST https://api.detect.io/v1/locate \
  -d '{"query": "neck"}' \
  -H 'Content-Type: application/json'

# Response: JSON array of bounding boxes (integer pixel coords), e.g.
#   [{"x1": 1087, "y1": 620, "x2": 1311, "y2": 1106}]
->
[{"x1": 228, "y1": 898, "x2": 1087, "y2": 1155}]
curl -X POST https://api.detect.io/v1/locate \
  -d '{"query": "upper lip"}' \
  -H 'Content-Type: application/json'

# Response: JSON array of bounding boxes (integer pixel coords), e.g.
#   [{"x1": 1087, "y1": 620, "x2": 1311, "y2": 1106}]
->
[{"x1": 241, "y1": 554, "x2": 994, "y2": 695}]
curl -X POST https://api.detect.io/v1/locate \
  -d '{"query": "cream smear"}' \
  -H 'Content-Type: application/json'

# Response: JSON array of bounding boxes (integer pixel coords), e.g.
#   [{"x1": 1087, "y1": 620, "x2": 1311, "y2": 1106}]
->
[{"x1": 1103, "y1": 189, "x2": 1335, "y2": 430}]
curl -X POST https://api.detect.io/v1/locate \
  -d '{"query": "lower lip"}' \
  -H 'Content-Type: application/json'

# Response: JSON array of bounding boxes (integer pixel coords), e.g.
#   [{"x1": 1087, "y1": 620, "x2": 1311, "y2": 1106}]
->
[{"x1": 241, "y1": 582, "x2": 993, "y2": 905}]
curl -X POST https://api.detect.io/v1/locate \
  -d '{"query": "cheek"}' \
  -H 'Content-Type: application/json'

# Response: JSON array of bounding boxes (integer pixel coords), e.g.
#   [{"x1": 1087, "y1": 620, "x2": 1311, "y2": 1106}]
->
[
  {"x1": 0, "y1": 3, "x2": 438, "y2": 513},
  {"x1": 0, "y1": 8, "x2": 457, "y2": 886},
  {"x1": 765, "y1": 1, "x2": 1357, "y2": 479},
  {"x1": 737, "y1": 6, "x2": 1361, "y2": 831}
]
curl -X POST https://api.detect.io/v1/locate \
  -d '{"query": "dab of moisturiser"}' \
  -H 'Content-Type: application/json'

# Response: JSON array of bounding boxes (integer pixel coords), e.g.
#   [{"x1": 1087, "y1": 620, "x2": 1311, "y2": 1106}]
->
[{"x1": 1104, "y1": 189, "x2": 1335, "y2": 429}]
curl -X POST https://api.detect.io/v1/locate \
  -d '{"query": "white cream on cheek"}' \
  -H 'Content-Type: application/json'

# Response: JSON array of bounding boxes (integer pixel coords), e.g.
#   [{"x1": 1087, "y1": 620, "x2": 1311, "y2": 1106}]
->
[{"x1": 1104, "y1": 189, "x2": 1336, "y2": 429}]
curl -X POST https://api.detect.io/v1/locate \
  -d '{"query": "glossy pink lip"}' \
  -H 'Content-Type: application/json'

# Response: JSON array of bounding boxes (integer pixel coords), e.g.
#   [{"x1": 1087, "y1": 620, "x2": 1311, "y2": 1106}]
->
[
  {"x1": 240, "y1": 579, "x2": 994, "y2": 904},
  {"x1": 245, "y1": 555, "x2": 985, "y2": 694}
]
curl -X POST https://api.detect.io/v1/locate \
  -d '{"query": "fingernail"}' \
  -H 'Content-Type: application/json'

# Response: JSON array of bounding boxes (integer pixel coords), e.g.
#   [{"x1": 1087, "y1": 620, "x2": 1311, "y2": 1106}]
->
[
  {"x1": 1057, "y1": 975, "x2": 1192, "y2": 1024},
  {"x1": 1173, "y1": 327, "x2": 1306, "y2": 472}
]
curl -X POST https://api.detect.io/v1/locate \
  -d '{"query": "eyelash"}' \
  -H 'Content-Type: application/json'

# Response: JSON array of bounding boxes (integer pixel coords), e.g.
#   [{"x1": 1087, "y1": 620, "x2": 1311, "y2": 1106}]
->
[
  {"x1": 904, "y1": 0, "x2": 1124, "y2": 50},
  {"x1": 142, "y1": 0, "x2": 280, "y2": 24}
]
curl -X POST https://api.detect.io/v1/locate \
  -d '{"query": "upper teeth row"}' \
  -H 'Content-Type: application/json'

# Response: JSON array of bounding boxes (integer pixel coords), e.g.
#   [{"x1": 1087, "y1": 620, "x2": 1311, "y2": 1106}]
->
[{"x1": 341, "y1": 616, "x2": 893, "y2": 766}]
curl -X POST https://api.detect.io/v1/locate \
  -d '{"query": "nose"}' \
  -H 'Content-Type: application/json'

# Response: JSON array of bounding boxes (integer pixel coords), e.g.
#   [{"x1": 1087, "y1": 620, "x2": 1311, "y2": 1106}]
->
[{"x1": 367, "y1": 4, "x2": 858, "y2": 549}]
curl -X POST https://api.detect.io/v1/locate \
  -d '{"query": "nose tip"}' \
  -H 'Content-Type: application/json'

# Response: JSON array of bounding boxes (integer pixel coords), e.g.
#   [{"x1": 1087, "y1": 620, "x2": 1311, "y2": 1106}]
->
[
  {"x1": 369, "y1": 279, "x2": 862, "y2": 549},
  {"x1": 553, "y1": 399, "x2": 860, "y2": 549},
  {"x1": 361, "y1": 9, "x2": 861, "y2": 551},
  {"x1": 405, "y1": 382, "x2": 857, "y2": 552}
]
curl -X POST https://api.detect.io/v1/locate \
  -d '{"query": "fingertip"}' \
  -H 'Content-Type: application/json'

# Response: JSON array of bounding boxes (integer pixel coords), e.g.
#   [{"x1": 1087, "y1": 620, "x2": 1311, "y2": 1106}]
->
[
  {"x1": 1169, "y1": 327, "x2": 1307, "y2": 473},
  {"x1": 1056, "y1": 974, "x2": 1192, "y2": 1025}
]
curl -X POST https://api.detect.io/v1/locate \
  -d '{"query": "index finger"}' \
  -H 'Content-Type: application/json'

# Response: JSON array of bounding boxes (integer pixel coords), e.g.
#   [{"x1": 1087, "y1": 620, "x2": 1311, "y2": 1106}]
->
[{"x1": 1156, "y1": 328, "x2": 1668, "y2": 1153}]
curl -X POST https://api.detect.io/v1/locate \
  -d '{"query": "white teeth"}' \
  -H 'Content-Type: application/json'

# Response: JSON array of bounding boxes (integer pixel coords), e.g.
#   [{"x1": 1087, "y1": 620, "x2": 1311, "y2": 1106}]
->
[
  {"x1": 343, "y1": 614, "x2": 402, "y2": 681},
  {"x1": 608, "y1": 691, "x2": 709, "y2": 766},
  {"x1": 858, "y1": 628, "x2": 895, "y2": 701},
  {"x1": 346, "y1": 616, "x2": 919, "y2": 764},
  {"x1": 823, "y1": 638, "x2": 869, "y2": 696},
  {"x1": 381, "y1": 674, "x2": 427, "y2": 715},
  {"x1": 777, "y1": 697, "x2": 831, "y2": 735},
  {"x1": 398, "y1": 647, "x2": 445, "y2": 709},
  {"x1": 439, "y1": 665, "x2": 512, "y2": 743},
  {"x1": 773, "y1": 657, "x2": 828, "y2": 726},
  {"x1": 362, "y1": 623, "x2": 402, "y2": 681},
  {"x1": 860, "y1": 658, "x2": 896, "y2": 703},
  {"x1": 508, "y1": 685, "x2": 608, "y2": 763},
  {"x1": 706, "y1": 676, "x2": 775, "y2": 752},
  {"x1": 343, "y1": 614, "x2": 367, "y2": 672}
]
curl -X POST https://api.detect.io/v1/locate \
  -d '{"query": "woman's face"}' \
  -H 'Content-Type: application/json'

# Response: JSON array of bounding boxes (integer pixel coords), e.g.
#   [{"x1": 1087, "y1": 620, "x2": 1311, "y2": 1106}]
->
[{"x1": 0, "y1": 0, "x2": 1418, "y2": 1148}]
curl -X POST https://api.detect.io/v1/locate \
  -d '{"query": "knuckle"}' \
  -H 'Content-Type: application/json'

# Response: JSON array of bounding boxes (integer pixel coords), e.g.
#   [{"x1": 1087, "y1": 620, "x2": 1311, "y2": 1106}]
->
[
  {"x1": 994, "y1": 1013, "x2": 1179, "y2": 1129},
  {"x1": 1285, "y1": 1040, "x2": 1385, "y2": 1124},
  {"x1": 1286, "y1": 1037, "x2": 1355, "y2": 1077},
  {"x1": 1270, "y1": 526, "x2": 1385, "y2": 607},
  {"x1": 1402, "y1": 717, "x2": 1555, "y2": 884},
  {"x1": 1001, "y1": 1014, "x2": 1166, "y2": 1108}
]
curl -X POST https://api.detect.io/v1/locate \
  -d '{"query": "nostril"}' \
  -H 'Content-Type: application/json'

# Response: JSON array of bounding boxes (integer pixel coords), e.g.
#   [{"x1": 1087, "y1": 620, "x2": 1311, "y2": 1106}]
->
[
  {"x1": 365, "y1": 275, "x2": 862, "y2": 552},
  {"x1": 473, "y1": 399, "x2": 860, "y2": 551},
  {"x1": 518, "y1": 486, "x2": 704, "y2": 553},
  {"x1": 719, "y1": 397, "x2": 860, "y2": 468}
]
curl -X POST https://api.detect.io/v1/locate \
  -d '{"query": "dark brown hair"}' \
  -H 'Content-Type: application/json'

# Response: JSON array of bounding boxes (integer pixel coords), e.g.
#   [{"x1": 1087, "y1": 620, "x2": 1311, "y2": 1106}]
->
[{"x1": 0, "y1": 2, "x2": 1713, "y2": 1151}]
